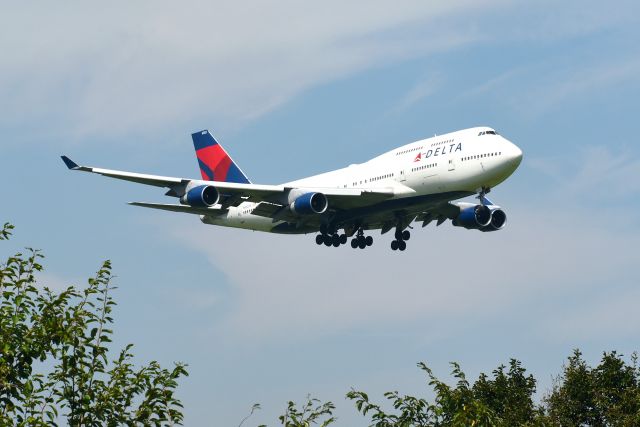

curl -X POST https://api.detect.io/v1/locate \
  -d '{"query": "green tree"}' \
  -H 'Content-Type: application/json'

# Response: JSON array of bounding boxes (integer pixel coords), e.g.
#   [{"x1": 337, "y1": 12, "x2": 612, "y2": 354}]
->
[
  {"x1": 472, "y1": 359, "x2": 543, "y2": 426},
  {"x1": 277, "y1": 395, "x2": 335, "y2": 427},
  {"x1": 348, "y1": 362, "x2": 499, "y2": 426},
  {"x1": 545, "y1": 349, "x2": 640, "y2": 426},
  {"x1": 0, "y1": 223, "x2": 188, "y2": 426}
]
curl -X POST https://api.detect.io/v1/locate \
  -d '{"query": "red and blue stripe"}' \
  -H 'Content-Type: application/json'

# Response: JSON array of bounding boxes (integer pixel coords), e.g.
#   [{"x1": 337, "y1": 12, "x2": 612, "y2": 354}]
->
[{"x1": 191, "y1": 130, "x2": 251, "y2": 184}]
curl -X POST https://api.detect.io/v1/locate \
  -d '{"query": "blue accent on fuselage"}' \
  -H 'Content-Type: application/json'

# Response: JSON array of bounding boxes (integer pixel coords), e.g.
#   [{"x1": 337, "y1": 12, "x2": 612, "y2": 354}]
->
[{"x1": 192, "y1": 130, "x2": 217, "y2": 150}]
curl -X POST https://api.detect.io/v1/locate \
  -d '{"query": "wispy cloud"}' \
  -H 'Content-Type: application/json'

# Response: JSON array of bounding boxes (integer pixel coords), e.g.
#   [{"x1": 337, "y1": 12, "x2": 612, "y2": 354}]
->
[
  {"x1": 168, "y1": 194, "x2": 640, "y2": 345},
  {"x1": 389, "y1": 73, "x2": 445, "y2": 114},
  {"x1": 528, "y1": 146, "x2": 640, "y2": 201},
  {"x1": 0, "y1": 0, "x2": 498, "y2": 142}
]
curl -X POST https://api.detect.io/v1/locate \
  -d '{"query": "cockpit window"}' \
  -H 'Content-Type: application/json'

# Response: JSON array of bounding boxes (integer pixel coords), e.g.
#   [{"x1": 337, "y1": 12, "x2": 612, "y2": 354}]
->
[{"x1": 478, "y1": 130, "x2": 499, "y2": 136}]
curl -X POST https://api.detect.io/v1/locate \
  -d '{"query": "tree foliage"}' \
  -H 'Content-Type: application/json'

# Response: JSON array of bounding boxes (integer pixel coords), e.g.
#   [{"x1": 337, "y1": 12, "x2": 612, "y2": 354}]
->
[
  {"x1": 0, "y1": 223, "x2": 188, "y2": 426},
  {"x1": 329, "y1": 352, "x2": 640, "y2": 426},
  {"x1": 545, "y1": 349, "x2": 640, "y2": 426},
  {"x1": 276, "y1": 396, "x2": 336, "y2": 427}
]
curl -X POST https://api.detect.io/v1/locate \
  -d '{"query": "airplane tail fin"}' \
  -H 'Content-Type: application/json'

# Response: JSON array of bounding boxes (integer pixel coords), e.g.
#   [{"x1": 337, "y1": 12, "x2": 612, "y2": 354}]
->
[{"x1": 191, "y1": 130, "x2": 251, "y2": 184}]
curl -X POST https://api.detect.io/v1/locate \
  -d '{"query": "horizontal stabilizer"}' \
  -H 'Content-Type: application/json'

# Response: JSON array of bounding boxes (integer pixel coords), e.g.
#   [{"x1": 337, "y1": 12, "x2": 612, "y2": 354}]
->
[{"x1": 128, "y1": 202, "x2": 224, "y2": 216}]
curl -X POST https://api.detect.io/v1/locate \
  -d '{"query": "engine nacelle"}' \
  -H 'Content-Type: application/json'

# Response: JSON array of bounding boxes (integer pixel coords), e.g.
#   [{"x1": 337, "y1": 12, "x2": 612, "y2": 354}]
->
[
  {"x1": 481, "y1": 208, "x2": 507, "y2": 232},
  {"x1": 290, "y1": 192, "x2": 328, "y2": 215},
  {"x1": 452, "y1": 204, "x2": 492, "y2": 229},
  {"x1": 180, "y1": 185, "x2": 220, "y2": 207}
]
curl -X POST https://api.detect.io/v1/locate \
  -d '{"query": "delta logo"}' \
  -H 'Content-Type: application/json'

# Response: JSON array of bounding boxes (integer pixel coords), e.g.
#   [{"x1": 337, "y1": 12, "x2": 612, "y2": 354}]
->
[{"x1": 414, "y1": 152, "x2": 422, "y2": 162}]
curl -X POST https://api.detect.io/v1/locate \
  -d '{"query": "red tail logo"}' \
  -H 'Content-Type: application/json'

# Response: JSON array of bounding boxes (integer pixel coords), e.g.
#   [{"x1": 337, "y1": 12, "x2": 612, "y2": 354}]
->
[{"x1": 414, "y1": 152, "x2": 422, "y2": 162}]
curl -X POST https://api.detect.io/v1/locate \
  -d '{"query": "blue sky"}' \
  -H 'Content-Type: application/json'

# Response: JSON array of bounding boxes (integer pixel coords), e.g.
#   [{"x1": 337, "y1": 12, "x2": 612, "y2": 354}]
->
[{"x1": 2, "y1": 1, "x2": 640, "y2": 424}]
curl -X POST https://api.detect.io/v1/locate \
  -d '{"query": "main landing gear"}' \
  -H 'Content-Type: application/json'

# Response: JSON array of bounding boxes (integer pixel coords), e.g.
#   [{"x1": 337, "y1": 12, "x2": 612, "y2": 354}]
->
[
  {"x1": 390, "y1": 228, "x2": 410, "y2": 251},
  {"x1": 315, "y1": 226, "x2": 373, "y2": 249},
  {"x1": 315, "y1": 231, "x2": 347, "y2": 247},
  {"x1": 350, "y1": 229, "x2": 373, "y2": 250}
]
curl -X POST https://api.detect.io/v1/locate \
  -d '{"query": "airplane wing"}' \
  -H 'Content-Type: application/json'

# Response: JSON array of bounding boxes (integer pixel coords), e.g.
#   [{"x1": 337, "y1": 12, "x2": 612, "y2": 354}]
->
[{"x1": 61, "y1": 156, "x2": 395, "y2": 211}]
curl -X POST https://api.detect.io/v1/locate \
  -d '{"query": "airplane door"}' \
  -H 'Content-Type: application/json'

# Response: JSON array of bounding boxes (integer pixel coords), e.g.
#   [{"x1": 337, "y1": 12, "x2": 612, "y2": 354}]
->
[
  {"x1": 398, "y1": 169, "x2": 407, "y2": 182},
  {"x1": 448, "y1": 158, "x2": 455, "y2": 171}
]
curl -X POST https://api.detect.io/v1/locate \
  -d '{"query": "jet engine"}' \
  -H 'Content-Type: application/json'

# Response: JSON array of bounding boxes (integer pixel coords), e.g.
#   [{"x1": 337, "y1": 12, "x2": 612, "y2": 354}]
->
[
  {"x1": 480, "y1": 208, "x2": 507, "y2": 232},
  {"x1": 290, "y1": 192, "x2": 328, "y2": 215},
  {"x1": 180, "y1": 185, "x2": 220, "y2": 207},
  {"x1": 452, "y1": 204, "x2": 492, "y2": 229}
]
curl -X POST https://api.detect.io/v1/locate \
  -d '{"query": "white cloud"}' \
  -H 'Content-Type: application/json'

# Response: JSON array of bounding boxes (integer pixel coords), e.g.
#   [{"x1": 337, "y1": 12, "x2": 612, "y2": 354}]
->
[
  {"x1": 169, "y1": 196, "x2": 639, "y2": 344},
  {"x1": 389, "y1": 73, "x2": 444, "y2": 114},
  {"x1": 0, "y1": 0, "x2": 496, "y2": 141},
  {"x1": 528, "y1": 146, "x2": 640, "y2": 201}
]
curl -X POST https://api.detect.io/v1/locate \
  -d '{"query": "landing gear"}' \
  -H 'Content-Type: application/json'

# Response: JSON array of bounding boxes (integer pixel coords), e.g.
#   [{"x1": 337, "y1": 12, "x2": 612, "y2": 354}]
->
[
  {"x1": 350, "y1": 229, "x2": 373, "y2": 249},
  {"x1": 391, "y1": 227, "x2": 409, "y2": 251},
  {"x1": 315, "y1": 226, "x2": 349, "y2": 248},
  {"x1": 316, "y1": 224, "x2": 373, "y2": 249}
]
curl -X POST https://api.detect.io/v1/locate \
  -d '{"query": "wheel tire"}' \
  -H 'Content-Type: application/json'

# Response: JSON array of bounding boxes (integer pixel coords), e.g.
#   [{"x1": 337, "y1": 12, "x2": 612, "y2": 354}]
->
[
  {"x1": 402, "y1": 230, "x2": 410, "y2": 241},
  {"x1": 365, "y1": 236, "x2": 373, "y2": 246},
  {"x1": 359, "y1": 239, "x2": 366, "y2": 249},
  {"x1": 340, "y1": 234, "x2": 348, "y2": 245},
  {"x1": 333, "y1": 240, "x2": 340, "y2": 247},
  {"x1": 391, "y1": 240, "x2": 399, "y2": 251},
  {"x1": 323, "y1": 235, "x2": 332, "y2": 246},
  {"x1": 395, "y1": 229, "x2": 402, "y2": 240},
  {"x1": 398, "y1": 240, "x2": 407, "y2": 251},
  {"x1": 315, "y1": 234, "x2": 323, "y2": 245},
  {"x1": 332, "y1": 234, "x2": 340, "y2": 246},
  {"x1": 351, "y1": 239, "x2": 358, "y2": 249}
]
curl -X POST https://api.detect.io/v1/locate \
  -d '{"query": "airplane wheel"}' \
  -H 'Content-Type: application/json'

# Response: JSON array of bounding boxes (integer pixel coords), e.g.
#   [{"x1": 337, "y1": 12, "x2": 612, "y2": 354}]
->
[
  {"x1": 402, "y1": 230, "x2": 410, "y2": 241},
  {"x1": 391, "y1": 240, "x2": 399, "y2": 251},
  {"x1": 395, "y1": 229, "x2": 402, "y2": 240},
  {"x1": 333, "y1": 240, "x2": 340, "y2": 247},
  {"x1": 398, "y1": 240, "x2": 407, "y2": 251},
  {"x1": 332, "y1": 234, "x2": 340, "y2": 246},
  {"x1": 340, "y1": 234, "x2": 348, "y2": 245},
  {"x1": 315, "y1": 235, "x2": 324, "y2": 245},
  {"x1": 351, "y1": 239, "x2": 358, "y2": 249},
  {"x1": 365, "y1": 236, "x2": 373, "y2": 246},
  {"x1": 358, "y1": 239, "x2": 366, "y2": 249},
  {"x1": 323, "y1": 235, "x2": 332, "y2": 246}
]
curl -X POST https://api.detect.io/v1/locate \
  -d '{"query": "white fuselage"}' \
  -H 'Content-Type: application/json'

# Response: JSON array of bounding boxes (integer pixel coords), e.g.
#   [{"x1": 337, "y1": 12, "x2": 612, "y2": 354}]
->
[{"x1": 201, "y1": 126, "x2": 523, "y2": 233}]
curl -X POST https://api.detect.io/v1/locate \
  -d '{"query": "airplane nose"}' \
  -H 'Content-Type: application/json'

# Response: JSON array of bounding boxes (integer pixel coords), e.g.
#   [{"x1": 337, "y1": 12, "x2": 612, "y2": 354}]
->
[{"x1": 506, "y1": 141, "x2": 523, "y2": 168}]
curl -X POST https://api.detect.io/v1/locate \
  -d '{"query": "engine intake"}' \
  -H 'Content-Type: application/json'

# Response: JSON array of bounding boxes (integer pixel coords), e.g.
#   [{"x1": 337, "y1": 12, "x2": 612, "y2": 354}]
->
[
  {"x1": 481, "y1": 208, "x2": 507, "y2": 232},
  {"x1": 180, "y1": 185, "x2": 220, "y2": 207},
  {"x1": 291, "y1": 192, "x2": 328, "y2": 215}
]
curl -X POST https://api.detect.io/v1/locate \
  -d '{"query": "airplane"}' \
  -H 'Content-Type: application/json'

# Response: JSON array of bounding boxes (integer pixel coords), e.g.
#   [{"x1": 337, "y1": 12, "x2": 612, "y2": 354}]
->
[{"x1": 61, "y1": 126, "x2": 523, "y2": 251}]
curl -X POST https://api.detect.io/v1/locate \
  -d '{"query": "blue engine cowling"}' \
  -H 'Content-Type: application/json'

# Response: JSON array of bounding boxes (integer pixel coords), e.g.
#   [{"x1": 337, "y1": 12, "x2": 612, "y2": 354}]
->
[
  {"x1": 480, "y1": 208, "x2": 507, "y2": 232},
  {"x1": 452, "y1": 204, "x2": 492, "y2": 229},
  {"x1": 290, "y1": 192, "x2": 328, "y2": 215},
  {"x1": 180, "y1": 185, "x2": 220, "y2": 207}
]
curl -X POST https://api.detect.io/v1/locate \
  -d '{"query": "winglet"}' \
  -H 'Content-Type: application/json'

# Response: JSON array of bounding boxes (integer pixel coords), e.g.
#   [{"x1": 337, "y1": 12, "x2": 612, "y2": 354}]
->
[{"x1": 61, "y1": 155, "x2": 80, "y2": 170}]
